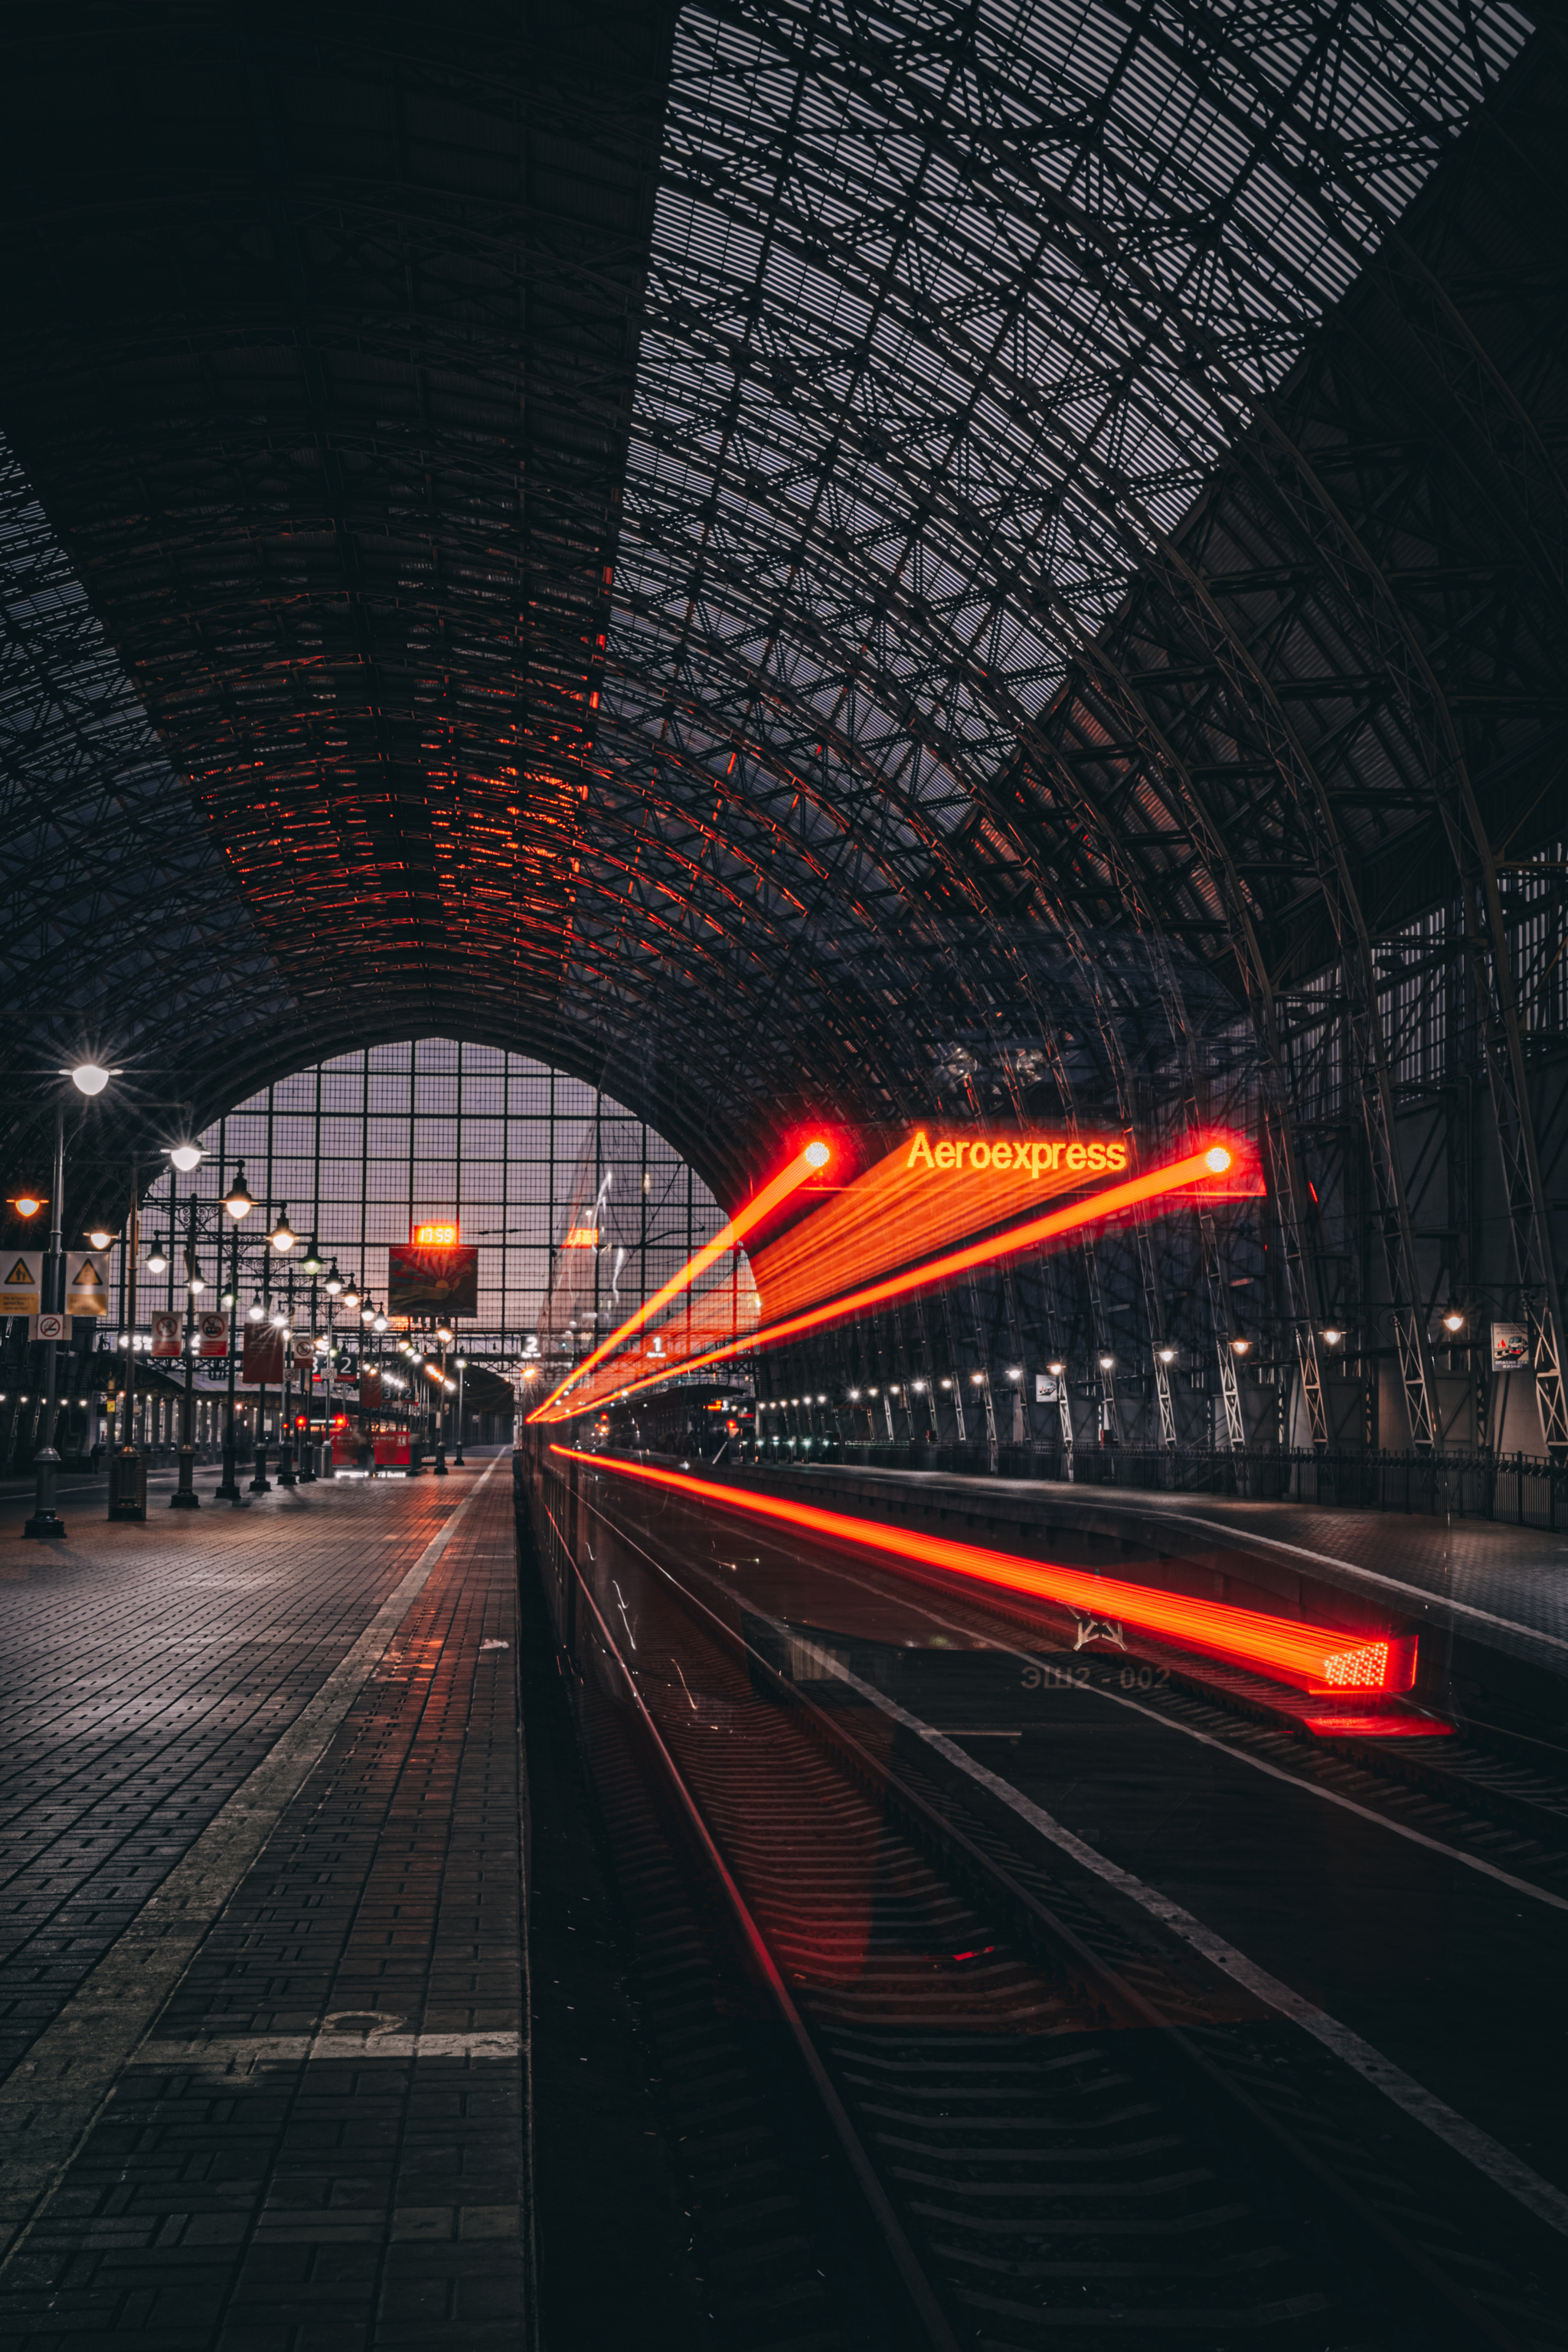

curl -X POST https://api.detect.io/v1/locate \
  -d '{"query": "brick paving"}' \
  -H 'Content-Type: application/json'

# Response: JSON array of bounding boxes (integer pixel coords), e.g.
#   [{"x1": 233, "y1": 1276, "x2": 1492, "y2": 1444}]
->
[{"x1": 0, "y1": 1457, "x2": 527, "y2": 2349}]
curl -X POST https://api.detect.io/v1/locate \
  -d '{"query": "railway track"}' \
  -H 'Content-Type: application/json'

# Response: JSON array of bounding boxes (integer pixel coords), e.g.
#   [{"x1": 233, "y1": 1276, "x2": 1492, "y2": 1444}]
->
[{"x1": 525, "y1": 1462, "x2": 1565, "y2": 2349}]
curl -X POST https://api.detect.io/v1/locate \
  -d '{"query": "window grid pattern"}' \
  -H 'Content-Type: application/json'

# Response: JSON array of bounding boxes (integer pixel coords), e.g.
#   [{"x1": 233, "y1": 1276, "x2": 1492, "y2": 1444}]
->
[{"x1": 136, "y1": 1041, "x2": 733, "y2": 1351}]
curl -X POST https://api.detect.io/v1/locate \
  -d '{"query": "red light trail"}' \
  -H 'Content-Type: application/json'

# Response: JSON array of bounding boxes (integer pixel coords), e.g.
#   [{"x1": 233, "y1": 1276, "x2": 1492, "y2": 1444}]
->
[
  {"x1": 554, "y1": 1447, "x2": 1417, "y2": 1698},
  {"x1": 530, "y1": 1138, "x2": 830, "y2": 1421},
  {"x1": 537, "y1": 1138, "x2": 1249, "y2": 1423}
]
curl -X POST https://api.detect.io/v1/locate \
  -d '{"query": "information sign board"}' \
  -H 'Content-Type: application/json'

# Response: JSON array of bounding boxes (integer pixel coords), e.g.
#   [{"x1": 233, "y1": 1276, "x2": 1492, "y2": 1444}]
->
[
  {"x1": 242, "y1": 1325, "x2": 285, "y2": 1386},
  {"x1": 0, "y1": 1252, "x2": 42, "y2": 1314},
  {"x1": 64, "y1": 1251, "x2": 111, "y2": 1316},
  {"x1": 387, "y1": 1242, "x2": 479, "y2": 1318}
]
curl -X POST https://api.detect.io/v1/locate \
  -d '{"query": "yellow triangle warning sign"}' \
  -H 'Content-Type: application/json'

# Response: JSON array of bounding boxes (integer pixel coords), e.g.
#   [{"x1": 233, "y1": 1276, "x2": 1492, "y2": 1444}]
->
[
  {"x1": 5, "y1": 1258, "x2": 35, "y2": 1286},
  {"x1": 75, "y1": 1261, "x2": 103, "y2": 1288}
]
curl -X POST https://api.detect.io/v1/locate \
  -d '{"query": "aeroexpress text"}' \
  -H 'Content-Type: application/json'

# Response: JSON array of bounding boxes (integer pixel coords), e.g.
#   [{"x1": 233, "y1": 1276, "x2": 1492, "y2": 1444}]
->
[{"x1": 905, "y1": 1129, "x2": 1129, "y2": 1177}]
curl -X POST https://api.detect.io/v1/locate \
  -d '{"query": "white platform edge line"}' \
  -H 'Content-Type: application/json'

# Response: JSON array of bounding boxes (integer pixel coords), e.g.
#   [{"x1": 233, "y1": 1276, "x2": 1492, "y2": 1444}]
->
[{"x1": 132, "y1": 2032, "x2": 521, "y2": 2066}]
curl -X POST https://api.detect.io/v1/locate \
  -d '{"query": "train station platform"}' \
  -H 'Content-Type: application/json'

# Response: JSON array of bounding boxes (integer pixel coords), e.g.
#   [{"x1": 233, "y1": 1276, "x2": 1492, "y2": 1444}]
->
[
  {"x1": 725, "y1": 1460, "x2": 1568, "y2": 1685},
  {"x1": 0, "y1": 1453, "x2": 527, "y2": 2349}
]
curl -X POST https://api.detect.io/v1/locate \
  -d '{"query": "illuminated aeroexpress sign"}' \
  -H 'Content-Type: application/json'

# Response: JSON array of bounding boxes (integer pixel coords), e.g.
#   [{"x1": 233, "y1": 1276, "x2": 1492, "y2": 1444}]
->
[
  {"x1": 903, "y1": 1129, "x2": 1128, "y2": 1178},
  {"x1": 533, "y1": 1126, "x2": 1251, "y2": 1424}
]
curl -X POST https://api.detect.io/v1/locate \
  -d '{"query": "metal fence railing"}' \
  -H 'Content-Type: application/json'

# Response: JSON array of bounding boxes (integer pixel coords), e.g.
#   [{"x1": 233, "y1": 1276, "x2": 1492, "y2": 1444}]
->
[{"x1": 760, "y1": 1440, "x2": 1568, "y2": 1532}]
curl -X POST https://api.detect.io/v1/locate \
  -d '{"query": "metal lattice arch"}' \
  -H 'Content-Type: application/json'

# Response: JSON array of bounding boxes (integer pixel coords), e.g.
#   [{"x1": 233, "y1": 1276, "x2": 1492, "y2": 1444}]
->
[{"x1": 0, "y1": 1, "x2": 1563, "y2": 1457}]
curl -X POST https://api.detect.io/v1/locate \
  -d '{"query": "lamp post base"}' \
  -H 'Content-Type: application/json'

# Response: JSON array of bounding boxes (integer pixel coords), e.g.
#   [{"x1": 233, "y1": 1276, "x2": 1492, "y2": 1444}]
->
[
  {"x1": 434, "y1": 1441, "x2": 449, "y2": 1476},
  {"x1": 25, "y1": 1445, "x2": 66, "y2": 1538},
  {"x1": 170, "y1": 1444, "x2": 201, "y2": 1508},
  {"x1": 109, "y1": 1446, "x2": 148, "y2": 1521},
  {"x1": 216, "y1": 1436, "x2": 243, "y2": 1502},
  {"x1": 249, "y1": 1445, "x2": 271, "y2": 1495}
]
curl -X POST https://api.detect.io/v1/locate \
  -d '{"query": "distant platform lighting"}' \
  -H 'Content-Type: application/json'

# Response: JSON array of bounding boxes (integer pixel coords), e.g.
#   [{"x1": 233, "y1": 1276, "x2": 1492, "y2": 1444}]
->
[
  {"x1": 1323, "y1": 1327, "x2": 1344, "y2": 1346},
  {"x1": 68, "y1": 1063, "x2": 117, "y2": 1096},
  {"x1": 224, "y1": 1164, "x2": 254, "y2": 1219},
  {"x1": 1442, "y1": 1311, "x2": 1465, "y2": 1334},
  {"x1": 168, "y1": 1142, "x2": 204, "y2": 1174},
  {"x1": 1231, "y1": 1338, "x2": 1251, "y2": 1354},
  {"x1": 85, "y1": 1224, "x2": 114, "y2": 1250},
  {"x1": 1098, "y1": 1354, "x2": 1115, "y2": 1370},
  {"x1": 11, "y1": 1194, "x2": 44, "y2": 1219},
  {"x1": 1158, "y1": 1346, "x2": 1176, "y2": 1363},
  {"x1": 147, "y1": 1236, "x2": 170, "y2": 1273},
  {"x1": 269, "y1": 1207, "x2": 296, "y2": 1253}
]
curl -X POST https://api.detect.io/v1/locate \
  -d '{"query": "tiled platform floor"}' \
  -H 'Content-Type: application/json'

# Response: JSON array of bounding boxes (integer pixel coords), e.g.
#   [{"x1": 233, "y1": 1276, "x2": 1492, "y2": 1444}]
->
[{"x1": 0, "y1": 1455, "x2": 525, "y2": 2349}]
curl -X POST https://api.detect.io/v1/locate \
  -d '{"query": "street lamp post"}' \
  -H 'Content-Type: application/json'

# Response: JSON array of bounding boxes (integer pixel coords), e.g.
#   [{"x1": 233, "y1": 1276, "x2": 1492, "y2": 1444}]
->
[
  {"x1": 300, "y1": 1274, "x2": 320, "y2": 1483},
  {"x1": 453, "y1": 1354, "x2": 466, "y2": 1465},
  {"x1": 279, "y1": 1266, "x2": 297, "y2": 1488},
  {"x1": 217, "y1": 1210, "x2": 244, "y2": 1501},
  {"x1": 23, "y1": 1101, "x2": 69, "y2": 1540},
  {"x1": 433, "y1": 1323, "x2": 452, "y2": 1475},
  {"x1": 171, "y1": 1184, "x2": 201, "y2": 1508},
  {"x1": 250, "y1": 1369, "x2": 272, "y2": 1491},
  {"x1": 214, "y1": 1162, "x2": 255, "y2": 1504},
  {"x1": 109, "y1": 1152, "x2": 146, "y2": 1522}
]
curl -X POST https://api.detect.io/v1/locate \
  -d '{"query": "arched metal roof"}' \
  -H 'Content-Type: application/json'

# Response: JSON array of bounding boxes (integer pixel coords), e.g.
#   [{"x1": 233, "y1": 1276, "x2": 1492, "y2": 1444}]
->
[{"x1": 0, "y1": 0, "x2": 1561, "y2": 1241}]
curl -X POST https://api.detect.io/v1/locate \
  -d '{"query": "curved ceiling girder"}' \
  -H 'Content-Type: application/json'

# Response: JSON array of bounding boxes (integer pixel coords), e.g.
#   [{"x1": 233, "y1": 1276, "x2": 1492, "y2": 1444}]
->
[{"x1": 0, "y1": 0, "x2": 1561, "y2": 1223}]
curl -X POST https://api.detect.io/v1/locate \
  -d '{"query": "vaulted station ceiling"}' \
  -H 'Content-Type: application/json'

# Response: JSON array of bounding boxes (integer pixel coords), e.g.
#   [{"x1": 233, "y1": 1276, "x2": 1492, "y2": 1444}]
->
[{"x1": 1, "y1": 0, "x2": 1563, "y2": 1215}]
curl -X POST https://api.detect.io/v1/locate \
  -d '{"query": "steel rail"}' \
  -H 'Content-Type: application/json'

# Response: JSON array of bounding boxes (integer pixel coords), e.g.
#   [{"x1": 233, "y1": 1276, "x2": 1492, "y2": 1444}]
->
[
  {"x1": 570, "y1": 1468, "x2": 1537, "y2": 2352},
  {"x1": 540, "y1": 1498, "x2": 962, "y2": 2352}
]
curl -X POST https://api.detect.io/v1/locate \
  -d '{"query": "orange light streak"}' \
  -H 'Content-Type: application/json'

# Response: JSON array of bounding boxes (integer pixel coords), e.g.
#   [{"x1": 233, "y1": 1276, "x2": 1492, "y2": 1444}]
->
[
  {"x1": 530, "y1": 1139, "x2": 830, "y2": 1420},
  {"x1": 554, "y1": 1447, "x2": 1417, "y2": 1697},
  {"x1": 538, "y1": 1139, "x2": 1244, "y2": 1421}
]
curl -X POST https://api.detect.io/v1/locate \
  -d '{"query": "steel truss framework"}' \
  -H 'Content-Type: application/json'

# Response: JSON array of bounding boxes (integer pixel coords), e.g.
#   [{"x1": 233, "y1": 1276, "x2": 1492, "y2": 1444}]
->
[{"x1": 0, "y1": 1, "x2": 1563, "y2": 1456}]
